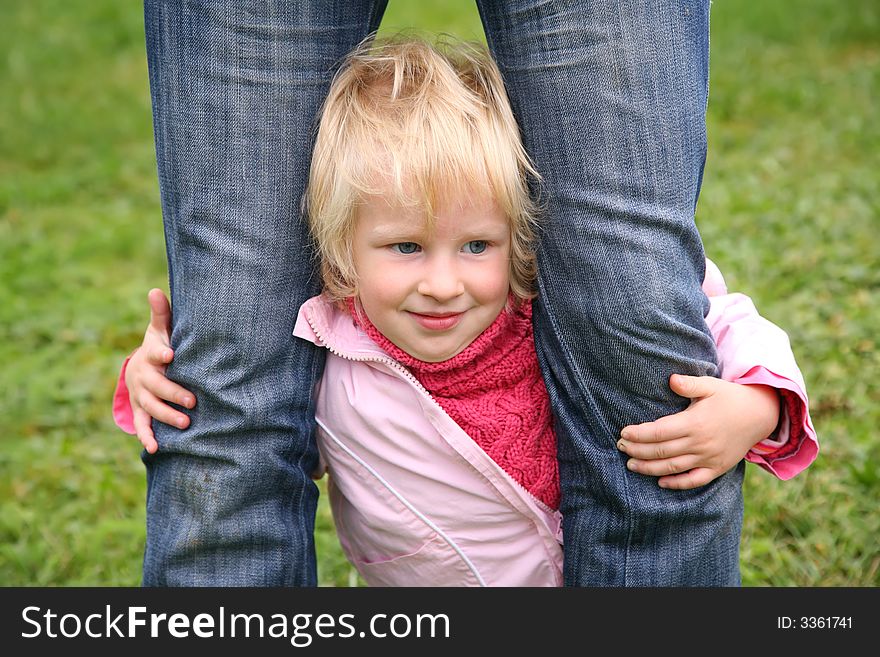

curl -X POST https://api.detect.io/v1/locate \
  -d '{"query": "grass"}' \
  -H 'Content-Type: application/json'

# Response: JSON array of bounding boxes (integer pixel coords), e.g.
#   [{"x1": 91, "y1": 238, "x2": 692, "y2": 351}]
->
[{"x1": 1, "y1": 1, "x2": 877, "y2": 586}]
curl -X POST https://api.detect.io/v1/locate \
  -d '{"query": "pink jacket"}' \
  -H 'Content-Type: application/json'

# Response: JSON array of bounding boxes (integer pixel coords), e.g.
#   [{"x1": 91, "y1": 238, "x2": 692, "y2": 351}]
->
[{"x1": 113, "y1": 262, "x2": 818, "y2": 586}]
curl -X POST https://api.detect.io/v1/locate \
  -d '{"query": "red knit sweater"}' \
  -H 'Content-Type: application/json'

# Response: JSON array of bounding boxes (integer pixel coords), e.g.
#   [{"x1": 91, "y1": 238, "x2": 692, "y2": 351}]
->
[{"x1": 350, "y1": 299, "x2": 560, "y2": 510}]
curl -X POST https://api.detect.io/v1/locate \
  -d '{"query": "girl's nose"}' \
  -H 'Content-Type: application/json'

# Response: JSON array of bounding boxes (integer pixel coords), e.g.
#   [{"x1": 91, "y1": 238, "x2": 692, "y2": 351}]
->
[{"x1": 417, "y1": 261, "x2": 465, "y2": 301}]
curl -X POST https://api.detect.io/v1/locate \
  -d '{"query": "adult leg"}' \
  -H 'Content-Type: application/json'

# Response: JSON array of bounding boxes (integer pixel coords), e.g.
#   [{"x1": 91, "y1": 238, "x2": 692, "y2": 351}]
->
[
  {"x1": 479, "y1": 0, "x2": 743, "y2": 585},
  {"x1": 142, "y1": 0, "x2": 387, "y2": 585}
]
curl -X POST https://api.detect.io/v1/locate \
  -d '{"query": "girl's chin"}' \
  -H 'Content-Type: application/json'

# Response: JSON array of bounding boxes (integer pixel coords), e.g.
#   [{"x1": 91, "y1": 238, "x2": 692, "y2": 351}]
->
[{"x1": 401, "y1": 340, "x2": 468, "y2": 363}]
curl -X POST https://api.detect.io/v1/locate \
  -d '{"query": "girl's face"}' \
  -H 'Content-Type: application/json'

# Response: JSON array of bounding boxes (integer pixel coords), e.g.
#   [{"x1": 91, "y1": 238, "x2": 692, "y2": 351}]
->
[{"x1": 352, "y1": 192, "x2": 511, "y2": 362}]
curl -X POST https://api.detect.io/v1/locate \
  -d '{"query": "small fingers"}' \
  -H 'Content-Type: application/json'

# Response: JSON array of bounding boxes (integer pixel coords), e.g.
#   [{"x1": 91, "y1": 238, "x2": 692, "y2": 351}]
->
[
  {"x1": 138, "y1": 392, "x2": 191, "y2": 430},
  {"x1": 620, "y1": 413, "x2": 691, "y2": 444},
  {"x1": 669, "y1": 374, "x2": 719, "y2": 400},
  {"x1": 657, "y1": 468, "x2": 719, "y2": 490},
  {"x1": 142, "y1": 289, "x2": 173, "y2": 365},
  {"x1": 617, "y1": 436, "x2": 693, "y2": 461},
  {"x1": 625, "y1": 453, "x2": 703, "y2": 478},
  {"x1": 140, "y1": 328, "x2": 173, "y2": 366},
  {"x1": 144, "y1": 345, "x2": 174, "y2": 366},
  {"x1": 132, "y1": 408, "x2": 158, "y2": 454},
  {"x1": 148, "y1": 289, "x2": 172, "y2": 332},
  {"x1": 143, "y1": 370, "x2": 195, "y2": 409}
]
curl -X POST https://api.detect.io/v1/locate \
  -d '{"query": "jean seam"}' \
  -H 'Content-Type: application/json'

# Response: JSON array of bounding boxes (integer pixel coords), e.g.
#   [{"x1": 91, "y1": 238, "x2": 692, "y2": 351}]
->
[{"x1": 534, "y1": 271, "x2": 633, "y2": 585}]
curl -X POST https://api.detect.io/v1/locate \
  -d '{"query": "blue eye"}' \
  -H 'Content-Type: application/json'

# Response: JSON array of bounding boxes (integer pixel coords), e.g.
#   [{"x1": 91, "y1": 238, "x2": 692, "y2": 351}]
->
[
  {"x1": 463, "y1": 240, "x2": 488, "y2": 254},
  {"x1": 391, "y1": 242, "x2": 420, "y2": 255}
]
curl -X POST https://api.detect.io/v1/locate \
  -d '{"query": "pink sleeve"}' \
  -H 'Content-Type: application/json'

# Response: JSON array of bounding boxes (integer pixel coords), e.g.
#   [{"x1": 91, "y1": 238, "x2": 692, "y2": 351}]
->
[
  {"x1": 112, "y1": 354, "x2": 137, "y2": 435},
  {"x1": 705, "y1": 291, "x2": 819, "y2": 480}
]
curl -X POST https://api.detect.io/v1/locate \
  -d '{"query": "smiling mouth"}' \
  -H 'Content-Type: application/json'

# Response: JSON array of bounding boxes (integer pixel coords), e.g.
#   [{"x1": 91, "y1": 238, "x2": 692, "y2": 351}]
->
[{"x1": 407, "y1": 311, "x2": 464, "y2": 331}]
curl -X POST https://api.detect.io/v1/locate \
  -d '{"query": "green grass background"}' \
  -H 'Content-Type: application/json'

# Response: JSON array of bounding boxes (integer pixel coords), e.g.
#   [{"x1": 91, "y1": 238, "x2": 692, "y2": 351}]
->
[{"x1": 1, "y1": 1, "x2": 877, "y2": 586}]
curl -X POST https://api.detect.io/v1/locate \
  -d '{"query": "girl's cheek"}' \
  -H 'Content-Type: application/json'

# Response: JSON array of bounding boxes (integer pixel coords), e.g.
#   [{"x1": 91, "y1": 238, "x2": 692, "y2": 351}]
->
[
  {"x1": 367, "y1": 267, "x2": 412, "y2": 305},
  {"x1": 479, "y1": 259, "x2": 511, "y2": 303},
  {"x1": 364, "y1": 257, "x2": 398, "y2": 288}
]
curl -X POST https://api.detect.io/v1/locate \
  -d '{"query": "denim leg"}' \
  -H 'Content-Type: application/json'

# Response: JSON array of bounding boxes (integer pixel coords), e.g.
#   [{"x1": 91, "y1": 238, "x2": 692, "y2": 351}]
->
[
  {"x1": 142, "y1": 0, "x2": 387, "y2": 586},
  {"x1": 478, "y1": 0, "x2": 743, "y2": 585}
]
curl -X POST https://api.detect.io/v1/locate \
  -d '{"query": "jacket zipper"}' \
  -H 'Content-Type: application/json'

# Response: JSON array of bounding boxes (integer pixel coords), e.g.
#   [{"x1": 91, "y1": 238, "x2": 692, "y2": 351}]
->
[
  {"x1": 305, "y1": 314, "x2": 438, "y2": 400},
  {"x1": 305, "y1": 312, "x2": 563, "y2": 527}
]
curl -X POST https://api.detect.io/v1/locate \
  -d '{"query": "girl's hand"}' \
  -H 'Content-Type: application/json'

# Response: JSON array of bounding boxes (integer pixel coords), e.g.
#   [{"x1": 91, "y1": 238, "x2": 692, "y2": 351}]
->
[
  {"x1": 124, "y1": 289, "x2": 196, "y2": 454},
  {"x1": 617, "y1": 374, "x2": 780, "y2": 490}
]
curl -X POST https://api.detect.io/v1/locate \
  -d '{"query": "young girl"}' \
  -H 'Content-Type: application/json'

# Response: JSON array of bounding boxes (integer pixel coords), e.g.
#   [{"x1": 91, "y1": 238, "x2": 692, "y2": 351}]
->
[{"x1": 114, "y1": 37, "x2": 818, "y2": 586}]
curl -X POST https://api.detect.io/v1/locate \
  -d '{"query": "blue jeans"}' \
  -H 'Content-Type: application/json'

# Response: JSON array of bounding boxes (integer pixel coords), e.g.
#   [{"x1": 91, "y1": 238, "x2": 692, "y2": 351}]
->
[{"x1": 144, "y1": 0, "x2": 741, "y2": 586}]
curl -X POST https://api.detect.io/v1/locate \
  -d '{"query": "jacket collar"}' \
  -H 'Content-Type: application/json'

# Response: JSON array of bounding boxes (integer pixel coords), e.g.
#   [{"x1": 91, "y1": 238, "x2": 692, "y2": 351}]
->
[{"x1": 293, "y1": 294, "x2": 391, "y2": 360}]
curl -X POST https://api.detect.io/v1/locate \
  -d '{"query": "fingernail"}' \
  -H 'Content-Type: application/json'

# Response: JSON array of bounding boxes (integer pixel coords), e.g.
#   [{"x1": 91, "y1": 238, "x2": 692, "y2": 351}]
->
[
  {"x1": 626, "y1": 460, "x2": 636, "y2": 471},
  {"x1": 620, "y1": 429, "x2": 632, "y2": 440},
  {"x1": 616, "y1": 439, "x2": 627, "y2": 451},
  {"x1": 164, "y1": 350, "x2": 173, "y2": 360},
  {"x1": 177, "y1": 417, "x2": 187, "y2": 428},
  {"x1": 182, "y1": 396, "x2": 193, "y2": 408}
]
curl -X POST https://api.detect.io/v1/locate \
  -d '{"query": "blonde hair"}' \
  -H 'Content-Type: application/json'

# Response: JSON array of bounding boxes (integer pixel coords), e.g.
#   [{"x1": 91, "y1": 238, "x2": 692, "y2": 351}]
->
[{"x1": 305, "y1": 33, "x2": 543, "y2": 302}]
